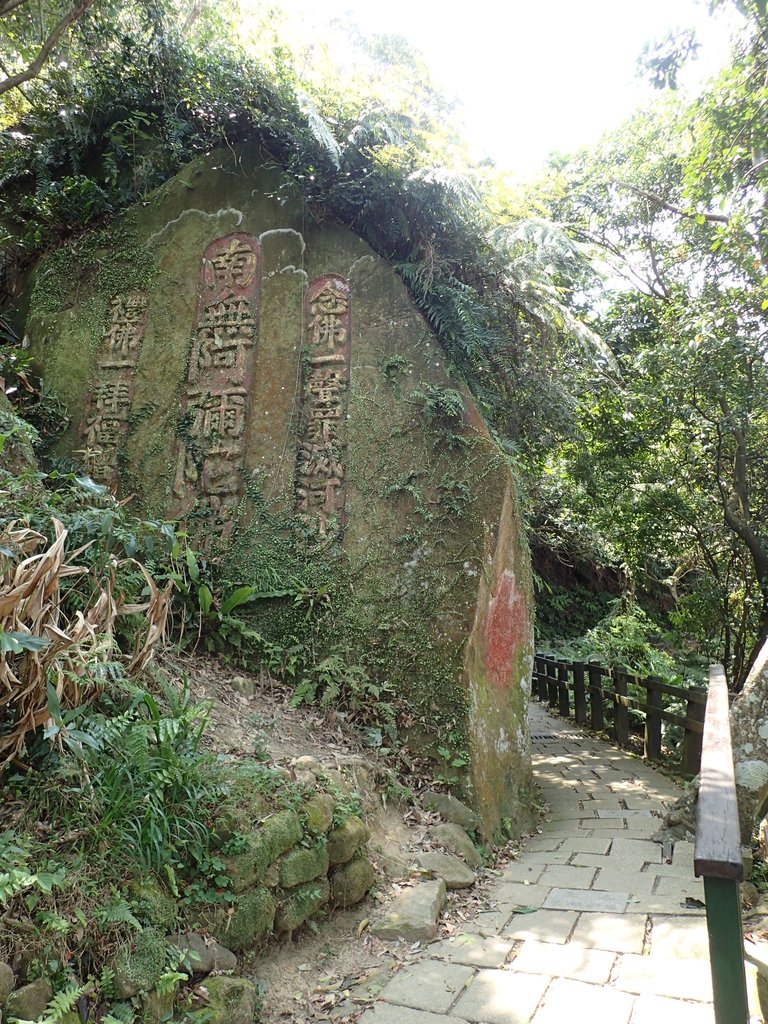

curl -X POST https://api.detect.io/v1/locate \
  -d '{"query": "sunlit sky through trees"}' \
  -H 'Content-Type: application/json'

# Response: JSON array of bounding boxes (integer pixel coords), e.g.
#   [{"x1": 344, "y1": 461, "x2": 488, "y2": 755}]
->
[{"x1": 259, "y1": 0, "x2": 740, "y2": 178}]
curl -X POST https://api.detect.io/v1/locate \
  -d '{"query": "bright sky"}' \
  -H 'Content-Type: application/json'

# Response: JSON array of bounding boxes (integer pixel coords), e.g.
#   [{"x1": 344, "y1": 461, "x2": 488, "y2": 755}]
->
[{"x1": 268, "y1": 0, "x2": 740, "y2": 180}]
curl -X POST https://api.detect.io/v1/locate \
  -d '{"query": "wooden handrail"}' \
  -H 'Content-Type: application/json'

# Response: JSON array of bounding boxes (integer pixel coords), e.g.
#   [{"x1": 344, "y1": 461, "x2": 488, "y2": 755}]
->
[
  {"x1": 694, "y1": 664, "x2": 743, "y2": 880},
  {"x1": 693, "y1": 664, "x2": 749, "y2": 1024}
]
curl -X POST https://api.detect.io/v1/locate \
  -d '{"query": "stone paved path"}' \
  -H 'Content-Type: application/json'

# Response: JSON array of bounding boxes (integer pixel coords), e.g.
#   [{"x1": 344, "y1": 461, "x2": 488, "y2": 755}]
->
[{"x1": 359, "y1": 701, "x2": 727, "y2": 1024}]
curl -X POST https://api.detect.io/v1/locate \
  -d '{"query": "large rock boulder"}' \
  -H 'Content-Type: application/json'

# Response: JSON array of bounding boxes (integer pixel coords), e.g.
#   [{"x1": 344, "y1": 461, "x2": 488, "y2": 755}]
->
[{"x1": 22, "y1": 144, "x2": 535, "y2": 839}]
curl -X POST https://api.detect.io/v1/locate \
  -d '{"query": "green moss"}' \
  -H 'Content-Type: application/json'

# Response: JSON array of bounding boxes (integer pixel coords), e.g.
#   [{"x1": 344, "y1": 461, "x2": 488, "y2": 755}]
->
[
  {"x1": 201, "y1": 888, "x2": 276, "y2": 952},
  {"x1": 303, "y1": 793, "x2": 335, "y2": 835},
  {"x1": 278, "y1": 844, "x2": 329, "y2": 888},
  {"x1": 274, "y1": 877, "x2": 330, "y2": 934},
  {"x1": 128, "y1": 875, "x2": 178, "y2": 931},
  {"x1": 327, "y1": 815, "x2": 370, "y2": 866},
  {"x1": 114, "y1": 928, "x2": 167, "y2": 997},
  {"x1": 223, "y1": 809, "x2": 302, "y2": 891},
  {"x1": 329, "y1": 855, "x2": 375, "y2": 908}
]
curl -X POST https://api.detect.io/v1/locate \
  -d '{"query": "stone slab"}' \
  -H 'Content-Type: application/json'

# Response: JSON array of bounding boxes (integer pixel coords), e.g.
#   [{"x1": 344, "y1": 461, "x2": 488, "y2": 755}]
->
[
  {"x1": 653, "y1": 876, "x2": 703, "y2": 896},
  {"x1": 503, "y1": 909, "x2": 578, "y2": 945},
  {"x1": 511, "y1": 851, "x2": 571, "y2": 865},
  {"x1": 380, "y1": 961, "x2": 475, "y2": 1014},
  {"x1": 609, "y1": 838, "x2": 663, "y2": 861},
  {"x1": 359, "y1": 1006, "x2": 469, "y2": 1024},
  {"x1": 593, "y1": 869, "x2": 657, "y2": 894},
  {"x1": 571, "y1": 853, "x2": 646, "y2": 872},
  {"x1": 451, "y1": 969, "x2": 550, "y2": 1024},
  {"x1": 372, "y1": 880, "x2": 447, "y2": 941},
  {"x1": 543, "y1": 887, "x2": 629, "y2": 914},
  {"x1": 613, "y1": 953, "x2": 714, "y2": 1002},
  {"x1": 427, "y1": 934, "x2": 513, "y2": 969},
  {"x1": 623, "y1": 896, "x2": 705, "y2": 915},
  {"x1": 492, "y1": 883, "x2": 552, "y2": 908},
  {"x1": 537, "y1": 865, "x2": 597, "y2": 889},
  {"x1": 531, "y1": 978, "x2": 635, "y2": 1024},
  {"x1": 510, "y1": 940, "x2": 616, "y2": 984},
  {"x1": 569, "y1": 912, "x2": 647, "y2": 954},
  {"x1": 499, "y1": 861, "x2": 545, "y2": 883},
  {"x1": 648, "y1": 916, "x2": 710, "y2": 959},
  {"x1": 629, "y1": 996, "x2": 715, "y2": 1024},
  {"x1": 556, "y1": 837, "x2": 612, "y2": 855}
]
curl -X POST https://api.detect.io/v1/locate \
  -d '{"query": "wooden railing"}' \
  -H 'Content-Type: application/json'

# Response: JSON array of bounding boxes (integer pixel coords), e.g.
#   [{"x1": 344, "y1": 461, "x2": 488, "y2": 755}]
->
[
  {"x1": 533, "y1": 653, "x2": 707, "y2": 775},
  {"x1": 694, "y1": 664, "x2": 748, "y2": 1024}
]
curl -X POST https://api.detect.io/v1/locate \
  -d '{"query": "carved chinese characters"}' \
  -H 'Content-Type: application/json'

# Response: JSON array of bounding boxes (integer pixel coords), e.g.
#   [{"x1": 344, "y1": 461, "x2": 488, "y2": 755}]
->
[
  {"x1": 81, "y1": 293, "x2": 149, "y2": 487},
  {"x1": 174, "y1": 234, "x2": 262, "y2": 547},
  {"x1": 296, "y1": 275, "x2": 351, "y2": 536}
]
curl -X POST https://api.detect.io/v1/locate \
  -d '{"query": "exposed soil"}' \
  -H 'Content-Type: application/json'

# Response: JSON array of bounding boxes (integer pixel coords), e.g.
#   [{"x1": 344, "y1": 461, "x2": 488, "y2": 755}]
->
[{"x1": 167, "y1": 652, "x2": 530, "y2": 1023}]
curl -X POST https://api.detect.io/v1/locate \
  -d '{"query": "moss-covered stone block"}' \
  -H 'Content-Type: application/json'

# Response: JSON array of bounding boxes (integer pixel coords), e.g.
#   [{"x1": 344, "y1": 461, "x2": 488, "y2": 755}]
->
[
  {"x1": 114, "y1": 929, "x2": 167, "y2": 998},
  {"x1": 278, "y1": 844, "x2": 329, "y2": 888},
  {"x1": 128, "y1": 875, "x2": 178, "y2": 931},
  {"x1": 0, "y1": 961, "x2": 15, "y2": 1003},
  {"x1": 203, "y1": 976, "x2": 258, "y2": 1024},
  {"x1": 202, "y1": 889, "x2": 276, "y2": 953},
  {"x1": 5, "y1": 978, "x2": 52, "y2": 1022},
  {"x1": 327, "y1": 816, "x2": 370, "y2": 865},
  {"x1": 329, "y1": 855, "x2": 375, "y2": 908},
  {"x1": 141, "y1": 986, "x2": 176, "y2": 1024},
  {"x1": 274, "y1": 878, "x2": 330, "y2": 935},
  {"x1": 224, "y1": 809, "x2": 303, "y2": 891},
  {"x1": 304, "y1": 793, "x2": 335, "y2": 836}
]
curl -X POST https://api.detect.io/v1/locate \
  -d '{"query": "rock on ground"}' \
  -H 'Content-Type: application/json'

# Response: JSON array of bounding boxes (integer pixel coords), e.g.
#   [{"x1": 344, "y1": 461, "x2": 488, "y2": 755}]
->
[
  {"x1": 413, "y1": 851, "x2": 476, "y2": 889},
  {"x1": 171, "y1": 932, "x2": 237, "y2": 975},
  {"x1": 372, "y1": 880, "x2": 447, "y2": 942},
  {"x1": 5, "y1": 978, "x2": 52, "y2": 1022},
  {"x1": 420, "y1": 791, "x2": 480, "y2": 831},
  {"x1": 431, "y1": 822, "x2": 483, "y2": 868},
  {"x1": 202, "y1": 976, "x2": 258, "y2": 1024}
]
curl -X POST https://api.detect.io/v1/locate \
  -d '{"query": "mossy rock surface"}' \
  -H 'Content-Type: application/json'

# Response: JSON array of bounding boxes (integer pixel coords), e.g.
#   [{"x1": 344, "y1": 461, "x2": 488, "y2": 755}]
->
[
  {"x1": 274, "y1": 877, "x2": 330, "y2": 934},
  {"x1": 202, "y1": 976, "x2": 258, "y2": 1024},
  {"x1": 304, "y1": 793, "x2": 335, "y2": 835},
  {"x1": 5, "y1": 978, "x2": 52, "y2": 1022},
  {"x1": 201, "y1": 888, "x2": 276, "y2": 952},
  {"x1": 0, "y1": 962, "x2": 15, "y2": 1003},
  {"x1": 224, "y1": 808, "x2": 303, "y2": 891},
  {"x1": 22, "y1": 145, "x2": 536, "y2": 840},
  {"x1": 278, "y1": 844, "x2": 330, "y2": 888},
  {"x1": 327, "y1": 816, "x2": 370, "y2": 865},
  {"x1": 114, "y1": 929, "x2": 167, "y2": 998},
  {"x1": 329, "y1": 855, "x2": 375, "y2": 908},
  {"x1": 129, "y1": 875, "x2": 178, "y2": 931}
]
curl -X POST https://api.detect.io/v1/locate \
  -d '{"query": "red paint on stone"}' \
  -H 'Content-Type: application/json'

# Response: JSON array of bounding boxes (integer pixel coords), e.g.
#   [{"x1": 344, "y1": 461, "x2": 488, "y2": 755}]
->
[{"x1": 484, "y1": 569, "x2": 525, "y2": 690}]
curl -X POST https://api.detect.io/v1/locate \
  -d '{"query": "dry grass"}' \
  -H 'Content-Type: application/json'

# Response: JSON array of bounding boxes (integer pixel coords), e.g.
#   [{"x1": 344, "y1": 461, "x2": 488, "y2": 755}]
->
[{"x1": 0, "y1": 517, "x2": 171, "y2": 764}]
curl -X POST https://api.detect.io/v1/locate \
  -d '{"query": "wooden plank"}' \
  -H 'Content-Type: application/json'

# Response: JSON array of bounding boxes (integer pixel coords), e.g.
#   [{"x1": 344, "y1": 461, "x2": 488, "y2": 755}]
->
[{"x1": 694, "y1": 664, "x2": 743, "y2": 881}]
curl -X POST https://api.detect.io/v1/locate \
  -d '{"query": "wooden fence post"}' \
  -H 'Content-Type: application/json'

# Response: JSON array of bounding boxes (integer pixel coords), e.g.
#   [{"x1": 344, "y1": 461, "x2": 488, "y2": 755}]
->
[
  {"x1": 644, "y1": 677, "x2": 663, "y2": 761},
  {"x1": 588, "y1": 661, "x2": 604, "y2": 732},
  {"x1": 613, "y1": 669, "x2": 630, "y2": 748},
  {"x1": 557, "y1": 659, "x2": 570, "y2": 717},
  {"x1": 547, "y1": 659, "x2": 558, "y2": 709},
  {"x1": 573, "y1": 662, "x2": 587, "y2": 725},
  {"x1": 682, "y1": 691, "x2": 706, "y2": 776}
]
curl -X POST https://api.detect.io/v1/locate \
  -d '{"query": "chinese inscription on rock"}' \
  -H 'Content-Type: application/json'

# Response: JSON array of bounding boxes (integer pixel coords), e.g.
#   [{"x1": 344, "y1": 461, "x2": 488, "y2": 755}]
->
[
  {"x1": 296, "y1": 275, "x2": 352, "y2": 536},
  {"x1": 81, "y1": 292, "x2": 149, "y2": 488},
  {"x1": 174, "y1": 233, "x2": 262, "y2": 547}
]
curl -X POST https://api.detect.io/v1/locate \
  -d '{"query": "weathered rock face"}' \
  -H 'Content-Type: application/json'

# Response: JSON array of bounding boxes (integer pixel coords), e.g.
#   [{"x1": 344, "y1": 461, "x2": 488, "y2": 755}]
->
[
  {"x1": 730, "y1": 641, "x2": 768, "y2": 843},
  {"x1": 22, "y1": 143, "x2": 534, "y2": 839}
]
